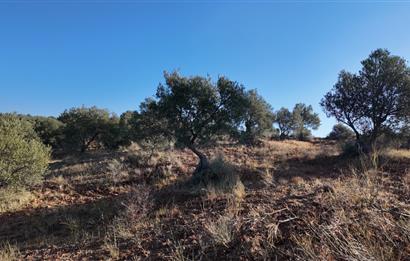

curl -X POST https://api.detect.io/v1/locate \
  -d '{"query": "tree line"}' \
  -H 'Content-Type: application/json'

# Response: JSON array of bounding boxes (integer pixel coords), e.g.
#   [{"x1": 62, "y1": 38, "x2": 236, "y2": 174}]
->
[{"x1": 1, "y1": 48, "x2": 409, "y2": 187}]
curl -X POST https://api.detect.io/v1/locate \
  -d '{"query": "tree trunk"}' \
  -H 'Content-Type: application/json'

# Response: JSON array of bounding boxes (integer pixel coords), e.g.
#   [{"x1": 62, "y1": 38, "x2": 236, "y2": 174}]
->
[
  {"x1": 81, "y1": 132, "x2": 99, "y2": 153},
  {"x1": 188, "y1": 145, "x2": 209, "y2": 175}
]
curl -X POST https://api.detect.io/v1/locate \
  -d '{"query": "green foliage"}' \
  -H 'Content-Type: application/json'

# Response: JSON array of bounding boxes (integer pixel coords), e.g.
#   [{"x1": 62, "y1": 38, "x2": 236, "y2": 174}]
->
[
  {"x1": 118, "y1": 110, "x2": 137, "y2": 144},
  {"x1": 58, "y1": 106, "x2": 123, "y2": 152},
  {"x1": 292, "y1": 103, "x2": 321, "y2": 140},
  {"x1": 274, "y1": 107, "x2": 294, "y2": 139},
  {"x1": 327, "y1": 123, "x2": 355, "y2": 141},
  {"x1": 131, "y1": 98, "x2": 174, "y2": 151},
  {"x1": 274, "y1": 104, "x2": 320, "y2": 140},
  {"x1": 31, "y1": 116, "x2": 64, "y2": 148},
  {"x1": 141, "y1": 71, "x2": 247, "y2": 173},
  {"x1": 0, "y1": 114, "x2": 50, "y2": 188},
  {"x1": 240, "y1": 89, "x2": 275, "y2": 145},
  {"x1": 321, "y1": 49, "x2": 410, "y2": 149}
]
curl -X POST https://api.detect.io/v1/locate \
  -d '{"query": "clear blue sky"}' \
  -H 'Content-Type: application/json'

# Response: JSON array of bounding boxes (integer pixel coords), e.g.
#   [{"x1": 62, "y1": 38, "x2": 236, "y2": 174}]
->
[{"x1": 1, "y1": 1, "x2": 410, "y2": 137}]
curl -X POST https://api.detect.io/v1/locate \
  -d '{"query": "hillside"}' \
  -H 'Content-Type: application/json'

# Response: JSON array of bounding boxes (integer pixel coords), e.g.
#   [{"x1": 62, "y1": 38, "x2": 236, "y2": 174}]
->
[{"x1": 0, "y1": 140, "x2": 409, "y2": 260}]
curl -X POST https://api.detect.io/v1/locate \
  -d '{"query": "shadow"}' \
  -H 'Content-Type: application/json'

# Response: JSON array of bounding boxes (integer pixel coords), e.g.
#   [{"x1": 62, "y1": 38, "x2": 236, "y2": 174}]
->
[
  {"x1": 0, "y1": 192, "x2": 128, "y2": 248},
  {"x1": 152, "y1": 178, "x2": 200, "y2": 209},
  {"x1": 271, "y1": 154, "x2": 349, "y2": 181},
  {"x1": 48, "y1": 150, "x2": 129, "y2": 172}
]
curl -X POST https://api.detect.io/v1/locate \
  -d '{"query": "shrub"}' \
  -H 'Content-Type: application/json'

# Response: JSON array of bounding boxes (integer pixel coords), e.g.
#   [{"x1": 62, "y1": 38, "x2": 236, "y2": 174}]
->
[
  {"x1": 341, "y1": 141, "x2": 360, "y2": 157},
  {"x1": 196, "y1": 156, "x2": 245, "y2": 199},
  {"x1": 327, "y1": 123, "x2": 355, "y2": 141},
  {"x1": 32, "y1": 116, "x2": 64, "y2": 148},
  {"x1": 0, "y1": 114, "x2": 50, "y2": 187},
  {"x1": 58, "y1": 106, "x2": 123, "y2": 152},
  {"x1": 0, "y1": 243, "x2": 21, "y2": 261},
  {"x1": 0, "y1": 187, "x2": 35, "y2": 213}
]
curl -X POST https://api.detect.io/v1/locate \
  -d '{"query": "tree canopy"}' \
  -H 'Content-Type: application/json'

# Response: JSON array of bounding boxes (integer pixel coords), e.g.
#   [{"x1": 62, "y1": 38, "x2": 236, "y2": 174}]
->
[
  {"x1": 240, "y1": 89, "x2": 275, "y2": 145},
  {"x1": 0, "y1": 114, "x2": 50, "y2": 187},
  {"x1": 321, "y1": 49, "x2": 410, "y2": 150},
  {"x1": 141, "y1": 72, "x2": 247, "y2": 174},
  {"x1": 274, "y1": 104, "x2": 320, "y2": 140},
  {"x1": 58, "y1": 106, "x2": 122, "y2": 152}
]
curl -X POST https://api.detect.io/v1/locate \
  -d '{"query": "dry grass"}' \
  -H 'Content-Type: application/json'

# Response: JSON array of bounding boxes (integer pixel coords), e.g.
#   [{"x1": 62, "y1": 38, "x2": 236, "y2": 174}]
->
[
  {"x1": 0, "y1": 243, "x2": 20, "y2": 261},
  {"x1": 202, "y1": 155, "x2": 246, "y2": 200},
  {"x1": 1, "y1": 141, "x2": 408, "y2": 260},
  {"x1": 205, "y1": 214, "x2": 234, "y2": 247},
  {"x1": 0, "y1": 187, "x2": 35, "y2": 213},
  {"x1": 384, "y1": 148, "x2": 410, "y2": 159}
]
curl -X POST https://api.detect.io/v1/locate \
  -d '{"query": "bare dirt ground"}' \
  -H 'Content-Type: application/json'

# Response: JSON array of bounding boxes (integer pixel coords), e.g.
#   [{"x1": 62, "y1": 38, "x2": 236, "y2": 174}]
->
[{"x1": 0, "y1": 140, "x2": 409, "y2": 260}]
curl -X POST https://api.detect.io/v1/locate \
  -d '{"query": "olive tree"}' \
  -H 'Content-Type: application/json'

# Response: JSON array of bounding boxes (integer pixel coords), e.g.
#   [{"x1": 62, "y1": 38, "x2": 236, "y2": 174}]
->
[
  {"x1": 0, "y1": 114, "x2": 50, "y2": 187},
  {"x1": 321, "y1": 49, "x2": 410, "y2": 151},
  {"x1": 58, "y1": 106, "x2": 120, "y2": 152},
  {"x1": 274, "y1": 107, "x2": 294, "y2": 139},
  {"x1": 240, "y1": 89, "x2": 275, "y2": 145},
  {"x1": 292, "y1": 103, "x2": 321, "y2": 140},
  {"x1": 31, "y1": 116, "x2": 64, "y2": 148},
  {"x1": 142, "y1": 72, "x2": 246, "y2": 174}
]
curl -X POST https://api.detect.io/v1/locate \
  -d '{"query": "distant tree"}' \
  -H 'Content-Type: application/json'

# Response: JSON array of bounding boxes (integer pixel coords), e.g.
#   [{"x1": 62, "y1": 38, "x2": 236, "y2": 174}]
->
[
  {"x1": 100, "y1": 114, "x2": 131, "y2": 150},
  {"x1": 0, "y1": 114, "x2": 50, "y2": 187},
  {"x1": 117, "y1": 110, "x2": 138, "y2": 146},
  {"x1": 327, "y1": 123, "x2": 355, "y2": 141},
  {"x1": 142, "y1": 72, "x2": 247, "y2": 175},
  {"x1": 240, "y1": 89, "x2": 275, "y2": 145},
  {"x1": 321, "y1": 49, "x2": 410, "y2": 151},
  {"x1": 58, "y1": 106, "x2": 119, "y2": 152},
  {"x1": 132, "y1": 98, "x2": 173, "y2": 151},
  {"x1": 31, "y1": 116, "x2": 64, "y2": 148},
  {"x1": 274, "y1": 107, "x2": 294, "y2": 139},
  {"x1": 291, "y1": 103, "x2": 321, "y2": 140}
]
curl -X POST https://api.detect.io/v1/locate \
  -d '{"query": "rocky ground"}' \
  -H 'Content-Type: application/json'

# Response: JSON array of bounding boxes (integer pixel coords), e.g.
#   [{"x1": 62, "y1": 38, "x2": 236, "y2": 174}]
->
[{"x1": 0, "y1": 140, "x2": 409, "y2": 260}]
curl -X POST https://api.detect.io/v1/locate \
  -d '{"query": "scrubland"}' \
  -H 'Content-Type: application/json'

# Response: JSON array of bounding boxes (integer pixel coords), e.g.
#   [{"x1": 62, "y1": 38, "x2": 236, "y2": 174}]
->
[{"x1": 0, "y1": 139, "x2": 409, "y2": 260}]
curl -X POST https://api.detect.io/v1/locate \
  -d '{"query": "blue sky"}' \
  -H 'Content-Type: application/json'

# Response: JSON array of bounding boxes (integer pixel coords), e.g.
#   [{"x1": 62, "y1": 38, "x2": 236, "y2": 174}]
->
[{"x1": 1, "y1": 1, "x2": 410, "y2": 137}]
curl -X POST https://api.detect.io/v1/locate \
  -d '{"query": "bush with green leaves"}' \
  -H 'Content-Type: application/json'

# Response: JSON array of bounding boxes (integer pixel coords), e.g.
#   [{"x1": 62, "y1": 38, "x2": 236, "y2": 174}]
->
[
  {"x1": 240, "y1": 89, "x2": 275, "y2": 145},
  {"x1": 0, "y1": 114, "x2": 50, "y2": 187},
  {"x1": 58, "y1": 106, "x2": 124, "y2": 152},
  {"x1": 31, "y1": 116, "x2": 64, "y2": 148},
  {"x1": 327, "y1": 123, "x2": 355, "y2": 141}
]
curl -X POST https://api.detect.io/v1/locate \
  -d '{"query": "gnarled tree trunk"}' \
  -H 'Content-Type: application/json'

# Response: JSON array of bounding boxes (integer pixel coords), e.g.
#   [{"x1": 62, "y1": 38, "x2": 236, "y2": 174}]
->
[{"x1": 188, "y1": 145, "x2": 209, "y2": 175}]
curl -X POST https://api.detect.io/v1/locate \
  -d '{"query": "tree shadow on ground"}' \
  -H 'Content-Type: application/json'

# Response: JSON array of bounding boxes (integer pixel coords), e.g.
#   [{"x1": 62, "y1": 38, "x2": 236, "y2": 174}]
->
[
  {"x1": 0, "y1": 193, "x2": 127, "y2": 249},
  {"x1": 273, "y1": 154, "x2": 348, "y2": 180}
]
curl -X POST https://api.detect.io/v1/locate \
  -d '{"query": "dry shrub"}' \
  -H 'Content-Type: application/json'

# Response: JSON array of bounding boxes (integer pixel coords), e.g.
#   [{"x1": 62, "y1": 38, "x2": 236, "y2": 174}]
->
[
  {"x1": 126, "y1": 145, "x2": 185, "y2": 186},
  {"x1": 0, "y1": 243, "x2": 20, "y2": 261},
  {"x1": 293, "y1": 163, "x2": 409, "y2": 261},
  {"x1": 204, "y1": 214, "x2": 234, "y2": 247},
  {"x1": 0, "y1": 187, "x2": 34, "y2": 213},
  {"x1": 103, "y1": 230, "x2": 120, "y2": 260},
  {"x1": 110, "y1": 186, "x2": 153, "y2": 243},
  {"x1": 294, "y1": 213, "x2": 406, "y2": 261},
  {"x1": 201, "y1": 156, "x2": 245, "y2": 200},
  {"x1": 289, "y1": 176, "x2": 305, "y2": 186},
  {"x1": 383, "y1": 148, "x2": 410, "y2": 159},
  {"x1": 105, "y1": 159, "x2": 129, "y2": 184}
]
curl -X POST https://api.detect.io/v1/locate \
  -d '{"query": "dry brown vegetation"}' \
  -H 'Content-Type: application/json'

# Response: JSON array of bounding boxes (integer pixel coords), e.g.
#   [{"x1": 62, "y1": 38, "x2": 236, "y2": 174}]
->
[{"x1": 0, "y1": 139, "x2": 409, "y2": 260}]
